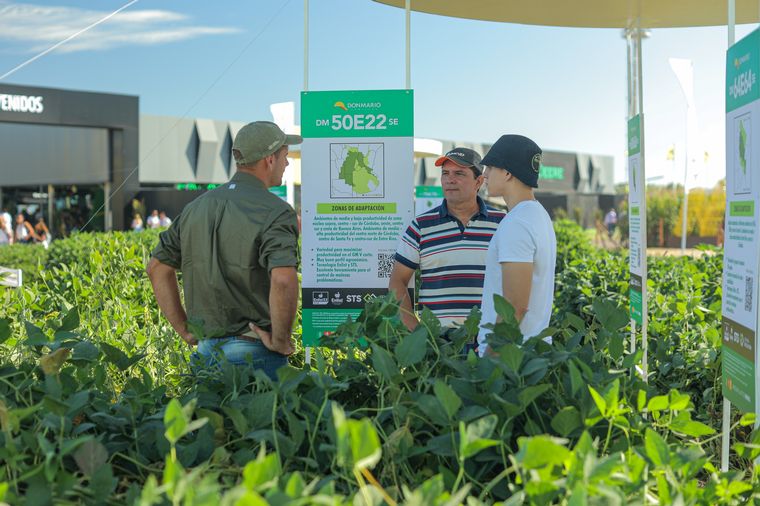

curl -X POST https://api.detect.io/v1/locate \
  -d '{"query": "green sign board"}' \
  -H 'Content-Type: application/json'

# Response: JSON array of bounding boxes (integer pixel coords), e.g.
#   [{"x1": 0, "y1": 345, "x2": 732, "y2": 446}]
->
[
  {"x1": 415, "y1": 186, "x2": 443, "y2": 198},
  {"x1": 539, "y1": 165, "x2": 564, "y2": 180},
  {"x1": 726, "y1": 28, "x2": 760, "y2": 113},
  {"x1": 269, "y1": 185, "x2": 287, "y2": 198},
  {"x1": 301, "y1": 89, "x2": 413, "y2": 138},
  {"x1": 175, "y1": 183, "x2": 220, "y2": 191}
]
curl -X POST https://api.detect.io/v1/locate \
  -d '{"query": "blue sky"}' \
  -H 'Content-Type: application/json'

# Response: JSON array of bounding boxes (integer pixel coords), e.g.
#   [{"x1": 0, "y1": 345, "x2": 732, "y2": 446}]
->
[{"x1": 0, "y1": 0, "x2": 754, "y2": 187}]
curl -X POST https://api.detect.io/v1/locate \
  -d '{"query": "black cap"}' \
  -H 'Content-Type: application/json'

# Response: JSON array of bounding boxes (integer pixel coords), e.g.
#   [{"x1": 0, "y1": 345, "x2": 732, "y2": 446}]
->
[
  {"x1": 434, "y1": 147, "x2": 484, "y2": 175},
  {"x1": 481, "y1": 135, "x2": 542, "y2": 188}
]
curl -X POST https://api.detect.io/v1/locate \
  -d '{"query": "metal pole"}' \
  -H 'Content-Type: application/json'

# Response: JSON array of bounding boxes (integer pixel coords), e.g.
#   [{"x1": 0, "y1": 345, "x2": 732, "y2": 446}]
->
[
  {"x1": 304, "y1": 0, "x2": 309, "y2": 91},
  {"x1": 405, "y1": 0, "x2": 411, "y2": 89},
  {"x1": 47, "y1": 184, "x2": 54, "y2": 235},
  {"x1": 681, "y1": 107, "x2": 689, "y2": 254},
  {"x1": 729, "y1": 0, "x2": 736, "y2": 45},
  {"x1": 104, "y1": 182, "x2": 112, "y2": 231},
  {"x1": 635, "y1": 21, "x2": 648, "y2": 383},
  {"x1": 722, "y1": 398, "x2": 731, "y2": 471}
]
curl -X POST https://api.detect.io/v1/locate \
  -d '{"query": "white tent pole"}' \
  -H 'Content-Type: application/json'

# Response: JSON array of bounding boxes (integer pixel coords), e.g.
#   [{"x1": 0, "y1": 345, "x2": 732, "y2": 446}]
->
[
  {"x1": 405, "y1": 0, "x2": 411, "y2": 89},
  {"x1": 303, "y1": 0, "x2": 311, "y2": 367},
  {"x1": 304, "y1": 0, "x2": 309, "y2": 91},
  {"x1": 722, "y1": 0, "x2": 736, "y2": 473}
]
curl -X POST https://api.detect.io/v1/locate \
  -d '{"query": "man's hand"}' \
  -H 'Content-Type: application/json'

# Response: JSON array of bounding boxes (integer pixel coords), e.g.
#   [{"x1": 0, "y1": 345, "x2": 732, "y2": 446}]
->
[
  {"x1": 250, "y1": 323, "x2": 294, "y2": 356},
  {"x1": 388, "y1": 261, "x2": 417, "y2": 331},
  {"x1": 180, "y1": 327, "x2": 198, "y2": 347}
]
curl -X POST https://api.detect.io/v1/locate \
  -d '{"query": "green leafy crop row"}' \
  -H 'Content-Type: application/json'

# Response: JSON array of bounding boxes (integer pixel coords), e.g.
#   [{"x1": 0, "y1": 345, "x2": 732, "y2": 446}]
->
[{"x1": 0, "y1": 224, "x2": 756, "y2": 505}]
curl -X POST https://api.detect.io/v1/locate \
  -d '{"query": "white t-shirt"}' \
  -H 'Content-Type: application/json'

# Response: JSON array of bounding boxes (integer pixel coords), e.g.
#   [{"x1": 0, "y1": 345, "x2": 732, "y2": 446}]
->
[
  {"x1": 146, "y1": 215, "x2": 160, "y2": 229},
  {"x1": 1, "y1": 212, "x2": 11, "y2": 238},
  {"x1": 478, "y1": 200, "x2": 556, "y2": 356}
]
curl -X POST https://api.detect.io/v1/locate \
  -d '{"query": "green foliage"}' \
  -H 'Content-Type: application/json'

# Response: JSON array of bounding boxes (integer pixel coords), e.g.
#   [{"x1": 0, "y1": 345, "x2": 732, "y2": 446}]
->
[{"x1": 0, "y1": 226, "x2": 756, "y2": 504}]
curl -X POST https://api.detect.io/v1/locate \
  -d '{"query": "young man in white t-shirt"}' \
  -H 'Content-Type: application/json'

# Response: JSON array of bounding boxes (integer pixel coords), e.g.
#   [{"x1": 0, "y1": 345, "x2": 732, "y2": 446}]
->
[{"x1": 477, "y1": 134, "x2": 557, "y2": 357}]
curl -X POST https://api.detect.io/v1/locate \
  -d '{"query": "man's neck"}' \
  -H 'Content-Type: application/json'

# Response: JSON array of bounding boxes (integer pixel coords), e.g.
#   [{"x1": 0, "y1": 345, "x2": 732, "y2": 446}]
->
[
  {"x1": 503, "y1": 187, "x2": 535, "y2": 212},
  {"x1": 446, "y1": 198, "x2": 480, "y2": 224},
  {"x1": 236, "y1": 166, "x2": 269, "y2": 187}
]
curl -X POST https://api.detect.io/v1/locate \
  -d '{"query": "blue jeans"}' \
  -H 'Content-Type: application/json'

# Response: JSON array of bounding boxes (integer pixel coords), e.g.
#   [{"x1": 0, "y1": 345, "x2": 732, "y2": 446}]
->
[{"x1": 191, "y1": 337, "x2": 288, "y2": 380}]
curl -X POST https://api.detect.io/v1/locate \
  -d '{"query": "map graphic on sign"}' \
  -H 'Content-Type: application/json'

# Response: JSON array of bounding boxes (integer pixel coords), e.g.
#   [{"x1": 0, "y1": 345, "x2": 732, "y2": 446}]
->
[
  {"x1": 330, "y1": 143, "x2": 384, "y2": 198},
  {"x1": 735, "y1": 114, "x2": 752, "y2": 195}
]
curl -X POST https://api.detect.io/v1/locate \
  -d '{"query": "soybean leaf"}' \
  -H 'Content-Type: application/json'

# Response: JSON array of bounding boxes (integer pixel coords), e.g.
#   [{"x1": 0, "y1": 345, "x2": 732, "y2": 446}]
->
[
  {"x1": 222, "y1": 406, "x2": 249, "y2": 437},
  {"x1": 89, "y1": 464, "x2": 117, "y2": 499},
  {"x1": 592, "y1": 299, "x2": 629, "y2": 331},
  {"x1": 588, "y1": 386, "x2": 607, "y2": 416},
  {"x1": 371, "y1": 344, "x2": 399, "y2": 382},
  {"x1": 498, "y1": 343, "x2": 524, "y2": 373},
  {"x1": 24, "y1": 321, "x2": 49, "y2": 346},
  {"x1": 459, "y1": 415, "x2": 500, "y2": 459},
  {"x1": 518, "y1": 385, "x2": 551, "y2": 409},
  {"x1": 551, "y1": 407, "x2": 582, "y2": 437},
  {"x1": 74, "y1": 440, "x2": 109, "y2": 477},
  {"x1": 71, "y1": 341, "x2": 100, "y2": 363},
  {"x1": 644, "y1": 428, "x2": 670, "y2": 467},
  {"x1": 99, "y1": 342, "x2": 129, "y2": 369},
  {"x1": 0, "y1": 318, "x2": 11, "y2": 344},
  {"x1": 395, "y1": 326, "x2": 427, "y2": 367},
  {"x1": 163, "y1": 399, "x2": 187, "y2": 445},
  {"x1": 59, "y1": 308, "x2": 80, "y2": 332},
  {"x1": 669, "y1": 412, "x2": 716, "y2": 437},
  {"x1": 647, "y1": 395, "x2": 669, "y2": 413},
  {"x1": 433, "y1": 380, "x2": 462, "y2": 419},
  {"x1": 243, "y1": 448, "x2": 281, "y2": 491},
  {"x1": 516, "y1": 436, "x2": 571, "y2": 469},
  {"x1": 349, "y1": 418, "x2": 382, "y2": 471},
  {"x1": 568, "y1": 360, "x2": 583, "y2": 396}
]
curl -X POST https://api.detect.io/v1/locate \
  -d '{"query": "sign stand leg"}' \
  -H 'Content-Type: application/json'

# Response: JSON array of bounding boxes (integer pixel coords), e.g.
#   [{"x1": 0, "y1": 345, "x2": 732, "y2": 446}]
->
[
  {"x1": 305, "y1": 346, "x2": 312, "y2": 366},
  {"x1": 721, "y1": 398, "x2": 731, "y2": 471}
]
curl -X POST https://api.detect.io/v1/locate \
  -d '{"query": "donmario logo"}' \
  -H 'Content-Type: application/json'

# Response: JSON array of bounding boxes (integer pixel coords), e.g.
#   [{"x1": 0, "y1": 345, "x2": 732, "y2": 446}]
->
[{"x1": 334, "y1": 101, "x2": 348, "y2": 111}]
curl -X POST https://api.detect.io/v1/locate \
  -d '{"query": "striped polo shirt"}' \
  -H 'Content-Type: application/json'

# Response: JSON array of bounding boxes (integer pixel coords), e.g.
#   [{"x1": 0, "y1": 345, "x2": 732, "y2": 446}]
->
[{"x1": 395, "y1": 197, "x2": 506, "y2": 327}]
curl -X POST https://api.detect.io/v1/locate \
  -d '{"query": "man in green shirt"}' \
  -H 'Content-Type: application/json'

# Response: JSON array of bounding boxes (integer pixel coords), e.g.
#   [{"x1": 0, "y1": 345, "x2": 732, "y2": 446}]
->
[{"x1": 146, "y1": 121, "x2": 301, "y2": 379}]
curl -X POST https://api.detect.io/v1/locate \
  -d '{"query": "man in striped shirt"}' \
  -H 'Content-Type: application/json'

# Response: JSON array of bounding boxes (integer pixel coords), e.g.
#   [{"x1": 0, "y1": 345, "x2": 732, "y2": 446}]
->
[{"x1": 388, "y1": 147, "x2": 506, "y2": 346}]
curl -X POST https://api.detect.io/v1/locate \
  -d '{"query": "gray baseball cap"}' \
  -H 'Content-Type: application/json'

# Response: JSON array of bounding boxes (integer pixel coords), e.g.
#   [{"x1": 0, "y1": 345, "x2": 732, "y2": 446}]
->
[{"x1": 232, "y1": 121, "x2": 303, "y2": 165}]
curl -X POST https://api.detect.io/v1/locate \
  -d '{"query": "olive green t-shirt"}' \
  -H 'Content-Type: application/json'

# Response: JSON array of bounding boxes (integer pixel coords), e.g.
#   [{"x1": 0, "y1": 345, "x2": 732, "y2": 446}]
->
[{"x1": 151, "y1": 171, "x2": 299, "y2": 338}]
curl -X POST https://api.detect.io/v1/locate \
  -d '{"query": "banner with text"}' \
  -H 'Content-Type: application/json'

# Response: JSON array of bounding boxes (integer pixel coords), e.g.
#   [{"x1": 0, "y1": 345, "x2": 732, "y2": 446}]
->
[
  {"x1": 300, "y1": 90, "x2": 414, "y2": 346},
  {"x1": 723, "y1": 30, "x2": 760, "y2": 413},
  {"x1": 628, "y1": 114, "x2": 646, "y2": 327}
]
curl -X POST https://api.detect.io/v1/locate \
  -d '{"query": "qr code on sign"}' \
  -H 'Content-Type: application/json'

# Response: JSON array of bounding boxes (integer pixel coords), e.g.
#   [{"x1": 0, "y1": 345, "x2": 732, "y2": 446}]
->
[
  {"x1": 377, "y1": 253, "x2": 395, "y2": 278},
  {"x1": 746, "y1": 276, "x2": 754, "y2": 312}
]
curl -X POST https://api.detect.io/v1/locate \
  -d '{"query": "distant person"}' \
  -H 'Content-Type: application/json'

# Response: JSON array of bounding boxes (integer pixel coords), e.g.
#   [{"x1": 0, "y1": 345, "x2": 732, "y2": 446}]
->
[
  {"x1": 159, "y1": 211, "x2": 172, "y2": 228},
  {"x1": 147, "y1": 210, "x2": 161, "y2": 229},
  {"x1": 131, "y1": 214, "x2": 144, "y2": 232},
  {"x1": 34, "y1": 216, "x2": 51, "y2": 248},
  {"x1": 604, "y1": 208, "x2": 618, "y2": 238},
  {"x1": 0, "y1": 208, "x2": 12, "y2": 242},
  {"x1": 478, "y1": 135, "x2": 557, "y2": 357},
  {"x1": 388, "y1": 148, "x2": 505, "y2": 351},
  {"x1": 146, "y1": 121, "x2": 302, "y2": 380},
  {"x1": 14, "y1": 213, "x2": 35, "y2": 244},
  {"x1": 0, "y1": 215, "x2": 10, "y2": 246}
]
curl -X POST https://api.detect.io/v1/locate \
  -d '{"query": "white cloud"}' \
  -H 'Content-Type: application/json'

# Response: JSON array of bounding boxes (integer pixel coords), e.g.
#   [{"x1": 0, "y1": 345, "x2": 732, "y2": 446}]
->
[{"x1": 0, "y1": 1, "x2": 240, "y2": 53}]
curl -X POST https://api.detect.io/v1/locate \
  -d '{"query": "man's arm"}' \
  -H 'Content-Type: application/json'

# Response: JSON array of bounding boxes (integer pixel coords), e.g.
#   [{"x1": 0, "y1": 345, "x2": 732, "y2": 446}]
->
[
  {"x1": 483, "y1": 261, "x2": 533, "y2": 357},
  {"x1": 252, "y1": 266, "x2": 298, "y2": 356},
  {"x1": 388, "y1": 261, "x2": 417, "y2": 330},
  {"x1": 145, "y1": 257, "x2": 196, "y2": 346},
  {"x1": 501, "y1": 262, "x2": 533, "y2": 323}
]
